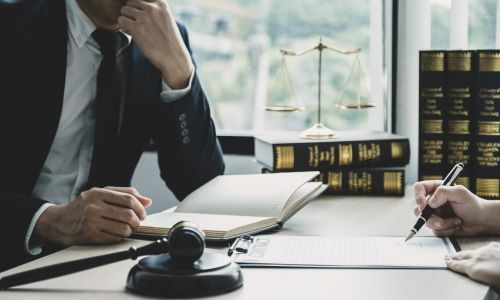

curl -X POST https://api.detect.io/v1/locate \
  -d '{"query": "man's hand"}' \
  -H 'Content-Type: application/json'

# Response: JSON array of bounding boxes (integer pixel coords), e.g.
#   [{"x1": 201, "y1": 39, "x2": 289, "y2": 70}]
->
[
  {"x1": 118, "y1": 0, "x2": 193, "y2": 90},
  {"x1": 413, "y1": 181, "x2": 500, "y2": 237},
  {"x1": 34, "y1": 187, "x2": 152, "y2": 246},
  {"x1": 446, "y1": 242, "x2": 500, "y2": 292}
]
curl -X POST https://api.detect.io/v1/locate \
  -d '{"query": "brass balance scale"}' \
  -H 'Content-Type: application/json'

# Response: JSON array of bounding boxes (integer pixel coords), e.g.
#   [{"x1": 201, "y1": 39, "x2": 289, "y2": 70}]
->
[{"x1": 265, "y1": 38, "x2": 375, "y2": 139}]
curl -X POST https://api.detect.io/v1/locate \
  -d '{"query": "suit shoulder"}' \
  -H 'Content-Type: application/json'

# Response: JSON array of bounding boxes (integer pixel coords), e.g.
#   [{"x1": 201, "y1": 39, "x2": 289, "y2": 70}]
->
[
  {"x1": 0, "y1": 0, "x2": 44, "y2": 25},
  {"x1": 0, "y1": 0, "x2": 41, "y2": 9}
]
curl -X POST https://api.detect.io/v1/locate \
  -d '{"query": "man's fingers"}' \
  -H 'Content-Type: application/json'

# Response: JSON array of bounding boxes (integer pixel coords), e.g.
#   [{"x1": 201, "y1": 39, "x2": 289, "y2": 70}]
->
[
  {"x1": 120, "y1": 5, "x2": 142, "y2": 20},
  {"x1": 126, "y1": 0, "x2": 154, "y2": 10},
  {"x1": 104, "y1": 186, "x2": 153, "y2": 208},
  {"x1": 432, "y1": 225, "x2": 461, "y2": 237},
  {"x1": 98, "y1": 218, "x2": 134, "y2": 237},
  {"x1": 428, "y1": 185, "x2": 469, "y2": 208},
  {"x1": 118, "y1": 15, "x2": 136, "y2": 34},
  {"x1": 88, "y1": 188, "x2": 146, "y2": 220},
  {"x1": 426, "y1": 215, "x2": 462, "y2": 230},
  {"x1": 101, "y1": 203, "x2": 141, "y2": 229},
  {"x1": 414, "y1": 205, "x2": 420, "y2": 216},
  {"x1": 450, "y1": 250, "x2": 474, "y2": 260},
  {"x1": 413, "y1": 180, "x2": 441, "y2": 210},
  {"x1": 446, "y1": 256, "x2": 470, "y2": 274},
  {"x1": 413, "y1": 180, "x2": 442, "y2": 198}
]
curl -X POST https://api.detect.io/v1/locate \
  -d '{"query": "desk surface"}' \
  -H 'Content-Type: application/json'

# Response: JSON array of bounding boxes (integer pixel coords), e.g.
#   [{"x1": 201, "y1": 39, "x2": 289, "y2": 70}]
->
[{"x1": 1, "y1": 186, "x2": 496, "y2": 300}]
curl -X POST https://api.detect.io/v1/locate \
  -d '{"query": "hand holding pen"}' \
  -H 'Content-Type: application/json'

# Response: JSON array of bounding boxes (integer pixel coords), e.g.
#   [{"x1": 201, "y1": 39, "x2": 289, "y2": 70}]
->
[
  {"x1": 409, "y1": 163, "x2": 497, "y2": 241},
  {"x1": 406, "y1": 163, "x2": 464, "y2": 242}
]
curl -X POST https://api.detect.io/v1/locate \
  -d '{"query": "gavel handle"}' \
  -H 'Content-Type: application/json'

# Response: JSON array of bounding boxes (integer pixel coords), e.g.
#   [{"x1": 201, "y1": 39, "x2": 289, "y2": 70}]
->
[
  {"x1": 0, "y1": 249, "x2": 131, "y2": 289},
  {"x1": 0, "y1": 238, "x2": 168, "y2": 290}
]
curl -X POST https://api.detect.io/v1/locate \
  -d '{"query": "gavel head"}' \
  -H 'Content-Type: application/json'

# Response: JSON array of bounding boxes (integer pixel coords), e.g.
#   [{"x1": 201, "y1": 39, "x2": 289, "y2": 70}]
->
[{"x1": 168, "y1": 221, "x2": 206, "y2": 263}]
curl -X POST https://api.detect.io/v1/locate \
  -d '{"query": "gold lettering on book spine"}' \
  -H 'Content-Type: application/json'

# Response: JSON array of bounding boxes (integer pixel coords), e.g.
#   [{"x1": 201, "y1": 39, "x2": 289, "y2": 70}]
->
[
  {"x1": 477, "y1": 122, "x2": 500, "y2": 136},
  {"x1": 448, "y1": 120, "x2": 470, "y2": 134},
  {"x1": 339, "y1": 144, "x2": 353, "y2": 166},
  {"x1": 479, "y1": 53, "x2": 500, "y2": 72},
  {"x1": 384, "y1": 172, "x2": 403, "y2": 194},
  {"x1": 476, "y1": 178, "x2": 500, "y2": 198},
  {"x1": 455, "y1": 177, "x2": 470, "y2": 189},
  {"x1": 421, "y1": 175, "x2": 442, "y2": 181},
  {"x1": 275, "y1": 146, "x2": 294, "y2": 169},
  {"x1": 391, "y1": 142, "x2": 406, "y2": 160},
  {"x1": 421, "y1": 120, "x2": 444, "y2": 134},
  {"x1": 421, "y1": 52, "x2": 445, "y2": 71},
  {"x1": 328, "y1": 172, "x2": 342, "y2": 192},
  {"x1": 448, "y1": 52, "x2": 472, "y2": 71}
]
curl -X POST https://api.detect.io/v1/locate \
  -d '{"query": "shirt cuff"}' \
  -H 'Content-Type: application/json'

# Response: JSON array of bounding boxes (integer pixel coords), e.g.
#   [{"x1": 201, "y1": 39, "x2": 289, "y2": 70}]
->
[
  {"x1": 25, "y1": 203, "x2": 54, "y2": 255},
  {"x1": 160, "y1": 68, "x2": 195, "y2": 103}
]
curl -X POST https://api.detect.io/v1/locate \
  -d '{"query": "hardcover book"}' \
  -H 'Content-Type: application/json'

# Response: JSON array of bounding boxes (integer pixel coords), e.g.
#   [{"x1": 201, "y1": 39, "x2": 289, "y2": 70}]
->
[
  {"x1": 134, "y1": 172, "x2": 327, "y2": 240},
  {"x1": 254, "y1": 131, "x2": 410, "y2": 172},
  {"x1": 445, "y1": 51, "x2": 474, "y2": 189},
  {"x1": 472, "y1": 50, "x2": 500, "y2": 199},
  {"x1": 263, "y1": 168, "x2": 405, "y2": 196},
  {"x1": 419, "y1": 51, "x2": 446, "y2": 181}
]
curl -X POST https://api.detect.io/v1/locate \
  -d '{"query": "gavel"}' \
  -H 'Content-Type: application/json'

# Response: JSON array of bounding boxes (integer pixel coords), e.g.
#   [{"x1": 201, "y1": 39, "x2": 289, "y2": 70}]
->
[{"x1": 0, "y1": 221, "x2": 205, "y2": 290}]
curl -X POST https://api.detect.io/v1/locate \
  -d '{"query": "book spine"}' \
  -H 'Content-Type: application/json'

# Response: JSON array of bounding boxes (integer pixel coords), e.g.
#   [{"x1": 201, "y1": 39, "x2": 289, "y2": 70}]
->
[
  {"x1": 262, "y1": 168, "x2": 405, "y2": 196},
  {"x1": 444, "y1": 51, "x2": 474, "y2": 189},
  {"x1": 472, "y1": 50, "x2": 500, "y2": 199},
  {"x1": 271, "y1": 139, "x2": 409, "y2": 171},
  {"x1": 419, "y1": 51, "x2": 446, "y2": 181}
]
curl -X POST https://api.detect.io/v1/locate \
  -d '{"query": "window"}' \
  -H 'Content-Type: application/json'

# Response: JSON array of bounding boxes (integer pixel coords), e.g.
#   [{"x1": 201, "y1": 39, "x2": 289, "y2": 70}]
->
[
  {"x1": 430, "y1": 0, "x2": 498, "y2": 49},
  {"x1": 170, "y1": 0, "x2": 390, "y2": 132}
]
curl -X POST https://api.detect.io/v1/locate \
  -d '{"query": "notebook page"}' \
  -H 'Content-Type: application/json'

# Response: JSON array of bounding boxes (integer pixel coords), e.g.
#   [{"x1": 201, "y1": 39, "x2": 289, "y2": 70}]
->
[
  {"x1": 175, "y1": 172, "x2": 319, "y2": 217},
  {"x1": 138, "y1": 212, "x2": 275, "y2": 234},
  {"x1": 232, "y1": 235, "x2": 455, "y2": 269}
]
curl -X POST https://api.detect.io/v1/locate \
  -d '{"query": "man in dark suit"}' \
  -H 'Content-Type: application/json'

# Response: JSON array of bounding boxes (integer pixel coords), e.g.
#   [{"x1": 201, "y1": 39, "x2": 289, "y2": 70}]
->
[{"x1": 0, "y1": 0, "x2": 224, "y2": 271}]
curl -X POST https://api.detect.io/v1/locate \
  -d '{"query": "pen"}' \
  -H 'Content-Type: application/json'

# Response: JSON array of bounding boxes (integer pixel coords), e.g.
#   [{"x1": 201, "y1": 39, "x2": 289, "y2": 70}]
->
[{"x1": 405, "y1": 162, "x2": 464, "y2": 242}]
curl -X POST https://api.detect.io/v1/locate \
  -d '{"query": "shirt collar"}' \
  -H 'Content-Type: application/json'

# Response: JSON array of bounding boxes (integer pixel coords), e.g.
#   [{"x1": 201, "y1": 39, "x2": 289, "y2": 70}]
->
[{"x1": 65, "y1": 0, "x2": 132, "y2": 49}]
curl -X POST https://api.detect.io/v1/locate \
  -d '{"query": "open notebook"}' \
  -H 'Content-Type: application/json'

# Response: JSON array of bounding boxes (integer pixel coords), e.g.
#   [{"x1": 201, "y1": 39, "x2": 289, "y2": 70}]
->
[{"x1": 134, "y1": 172, "x2": 327, "y2": 241}]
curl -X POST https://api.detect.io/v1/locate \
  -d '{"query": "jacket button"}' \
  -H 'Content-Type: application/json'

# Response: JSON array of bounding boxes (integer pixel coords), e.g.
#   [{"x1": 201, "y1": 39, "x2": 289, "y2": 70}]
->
[
  {"x1": 178, "y1": 113, "x2": 187, "y2": 121},
  {"x1": 181, "y1": 129, "x2": 189, "y2": 136},
  {"x1": 182, "y1": 136, "x2": 191, "y2": 144},
  {"x1": 180, "y1": 121, "x2": 187, "y2": 129}
]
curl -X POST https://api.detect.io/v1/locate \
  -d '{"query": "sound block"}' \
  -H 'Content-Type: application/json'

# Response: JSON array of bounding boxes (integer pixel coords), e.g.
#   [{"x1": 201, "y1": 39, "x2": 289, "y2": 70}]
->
[{"x1": 126, "y1": 250, "x2": 243, "y2": 298}]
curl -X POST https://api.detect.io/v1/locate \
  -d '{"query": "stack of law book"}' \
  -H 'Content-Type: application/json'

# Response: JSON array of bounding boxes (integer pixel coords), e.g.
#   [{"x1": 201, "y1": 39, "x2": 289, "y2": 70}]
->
[
  {"x1": 254, "y1": 131, "x2": 410, "y2": 196},
  {"x1": 419, "y1": 50, "x2": 500, "y2": 199}
]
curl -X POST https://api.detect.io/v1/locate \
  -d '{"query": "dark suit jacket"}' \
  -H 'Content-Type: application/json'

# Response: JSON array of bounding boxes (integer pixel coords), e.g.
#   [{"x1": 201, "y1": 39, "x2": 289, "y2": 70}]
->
[{"x1": 0, "y1": 0, "x2": 224, "y2": 271}]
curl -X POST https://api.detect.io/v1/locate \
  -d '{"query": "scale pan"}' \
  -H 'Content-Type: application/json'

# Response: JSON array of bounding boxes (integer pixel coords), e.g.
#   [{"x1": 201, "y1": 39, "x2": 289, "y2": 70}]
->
[
  {"x1": 337, "y1": 103, "x2": 376, "y2": 109},
  {"x1": 264, "y1": 105, "x2": 304, "y2": 112}
]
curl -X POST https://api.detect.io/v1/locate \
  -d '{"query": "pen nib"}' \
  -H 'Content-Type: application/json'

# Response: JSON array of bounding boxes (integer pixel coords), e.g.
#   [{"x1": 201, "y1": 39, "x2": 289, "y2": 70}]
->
[{"x1": 404, "y1": 231, "x2": 415, "y2": 243}]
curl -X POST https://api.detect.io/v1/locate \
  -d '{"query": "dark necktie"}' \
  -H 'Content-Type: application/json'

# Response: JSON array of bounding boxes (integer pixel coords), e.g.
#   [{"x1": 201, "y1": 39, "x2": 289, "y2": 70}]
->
[{"x1": 88, "y1": 28, "x2": 127, "y2": 187}]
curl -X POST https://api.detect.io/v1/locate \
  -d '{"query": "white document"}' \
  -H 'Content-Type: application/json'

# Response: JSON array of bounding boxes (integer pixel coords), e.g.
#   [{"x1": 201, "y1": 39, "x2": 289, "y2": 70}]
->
[{"x1": 231, "y1": 235, "x2": 456, "y2": 269}]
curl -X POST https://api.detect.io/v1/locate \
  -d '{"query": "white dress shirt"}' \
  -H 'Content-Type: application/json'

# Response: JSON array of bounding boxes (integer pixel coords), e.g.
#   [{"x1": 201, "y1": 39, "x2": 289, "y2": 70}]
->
[{"x1": 26, "y1": 0, "x2": 195, "y2": 255}]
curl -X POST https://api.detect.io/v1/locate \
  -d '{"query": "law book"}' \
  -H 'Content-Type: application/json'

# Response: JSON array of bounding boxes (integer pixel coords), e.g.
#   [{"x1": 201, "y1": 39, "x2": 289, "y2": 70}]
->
[
  {"x1": 444, "y1": 51, "x2": 475, "y2": 189},
  {"x1": 472, "y1": 50, "x2": 500, "y2": 199},
  {"x1": 134, "y1": 172, "x2": 327, "y2": 241},
  {"x1": 254, "y1": 131, "x2": 410, "y2": 172},
  {"x1": 262, "y1": 168, "x2": 405, "y2": 196},
  {"x1": 419, "y1": 51, "x2": 446, "y2": 181}
]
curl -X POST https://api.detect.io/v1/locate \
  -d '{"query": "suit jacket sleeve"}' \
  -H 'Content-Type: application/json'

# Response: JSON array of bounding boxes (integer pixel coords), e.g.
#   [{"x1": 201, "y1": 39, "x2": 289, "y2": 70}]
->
[
  {"x1": 152, "y1": 23, "x2": 225, "y2": 200},
  {"x1": 0, "y1": 0, "x2": 51, "y2": 271}
]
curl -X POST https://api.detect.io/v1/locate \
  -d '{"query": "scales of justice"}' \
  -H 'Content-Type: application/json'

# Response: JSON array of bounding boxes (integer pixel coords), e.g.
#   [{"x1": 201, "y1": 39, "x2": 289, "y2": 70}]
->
[{"x1": 265, "y1": 37, "x2": 375, "y2": 140}]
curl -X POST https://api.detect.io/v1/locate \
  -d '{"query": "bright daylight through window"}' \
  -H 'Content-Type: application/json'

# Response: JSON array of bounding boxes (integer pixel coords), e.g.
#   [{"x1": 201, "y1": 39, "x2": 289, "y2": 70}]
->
[{"x1": 169, "y1": 0, "x2": 389, "y2": 132}]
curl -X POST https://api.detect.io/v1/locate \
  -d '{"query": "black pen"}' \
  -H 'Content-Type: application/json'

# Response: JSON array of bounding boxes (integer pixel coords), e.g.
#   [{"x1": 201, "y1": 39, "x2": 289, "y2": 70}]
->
[{"x1": 405, "y1": 162, "x2": 464, "y2": 242}]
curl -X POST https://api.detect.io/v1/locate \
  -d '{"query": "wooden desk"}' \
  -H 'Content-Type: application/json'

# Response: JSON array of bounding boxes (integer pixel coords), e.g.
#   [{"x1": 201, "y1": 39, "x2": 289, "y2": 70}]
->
[{"x1": 1, "y1": 186, "x2": 497, "y2": 300}]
